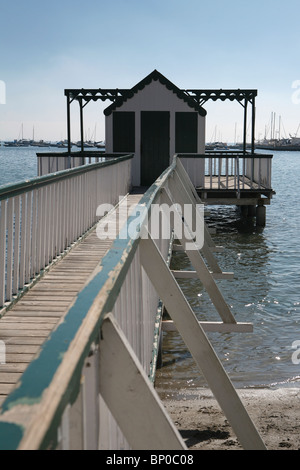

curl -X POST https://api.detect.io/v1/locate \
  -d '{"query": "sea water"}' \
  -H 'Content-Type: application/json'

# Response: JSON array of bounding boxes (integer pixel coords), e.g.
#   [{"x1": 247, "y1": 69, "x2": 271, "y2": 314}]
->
[
  {"x1": 1, "y1": 146, "x2": 300, "y2": 391},
  {"x1": 155, "y1": 150, "x2": 300, "y2": 392}
]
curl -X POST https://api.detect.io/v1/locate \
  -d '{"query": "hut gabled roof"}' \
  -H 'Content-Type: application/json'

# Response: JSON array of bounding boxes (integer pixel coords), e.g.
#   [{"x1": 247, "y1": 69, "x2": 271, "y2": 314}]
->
[{"x1": 104, "y1": 69, "x2": 207, "y2": 116}]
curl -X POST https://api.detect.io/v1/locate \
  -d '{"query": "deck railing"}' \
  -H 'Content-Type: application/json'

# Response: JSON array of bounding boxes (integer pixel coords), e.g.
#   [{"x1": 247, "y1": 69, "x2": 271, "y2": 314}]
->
[
  {"x1": 178, "y1": 151, "x2": 273, "y2": 193},
  {"x1": 0, "y1": 155, "x2": 133, "y2": 308},
  {"x1": 0, "y1": 156, "x2": 267, "y2": 450},
  {"x1": 37, "y1": 151, "x2": 114, "y2": 176}
]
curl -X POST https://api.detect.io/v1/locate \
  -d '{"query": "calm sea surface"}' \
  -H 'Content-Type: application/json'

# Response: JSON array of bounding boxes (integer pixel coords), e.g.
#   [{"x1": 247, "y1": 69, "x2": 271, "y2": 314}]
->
[{"x1": 1, "y1": 146, "x2": 300, "y2": 392}]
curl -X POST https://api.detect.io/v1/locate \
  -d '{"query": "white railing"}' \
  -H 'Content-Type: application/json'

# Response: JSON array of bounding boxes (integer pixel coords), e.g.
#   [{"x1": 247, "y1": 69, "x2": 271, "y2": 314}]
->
[
  {"x1": 0, "y1": 156, "x2": 266, "y2": 451},
  {"x1": 179, "y1": 151, "x2": 273, "y2": 192},
  {"x1": 0, "y1": 155, "x2": 132, "y2": 308},
  {"x1": 37, "y1": 151, "x2": 118, "y2": 176}
]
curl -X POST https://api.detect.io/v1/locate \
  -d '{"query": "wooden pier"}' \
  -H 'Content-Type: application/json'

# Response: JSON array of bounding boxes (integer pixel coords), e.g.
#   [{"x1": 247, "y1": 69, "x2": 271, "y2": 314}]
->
[
  {"x1": 0, "y1": 154, "x2": 270, "y2": 450},
  {"x1": 0, "y1": 70, "x2": 276, "y2": 450}
]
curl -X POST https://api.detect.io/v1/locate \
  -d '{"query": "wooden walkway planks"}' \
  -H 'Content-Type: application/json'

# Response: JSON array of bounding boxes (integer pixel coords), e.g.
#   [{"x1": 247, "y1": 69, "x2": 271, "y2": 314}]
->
[{"x1": 0, "y1": 192, "x2": 144, "y2": 409}]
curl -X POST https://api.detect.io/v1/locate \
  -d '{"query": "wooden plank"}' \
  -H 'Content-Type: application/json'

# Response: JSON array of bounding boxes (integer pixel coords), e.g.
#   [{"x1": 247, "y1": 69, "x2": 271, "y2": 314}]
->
[
  {"x1": 0, "y1": 338, "x2": 45, "y2": 346},
  {"x1": 0, "y1": 330, "x2": 50, "y2": 337},
  {"x1": 11, "y1": 300, "x2": 72, "y2": 306},
  {"x1": 0, "y1": 384, "x2": 15, "y2": 395},
  {"x1": 0, "y1": 323, "x2": 55, "y2": 330},
  {"x1": 5, "y1": 345, "x2": 39, "y2": 354},
  {"x1": 0, "y1": 364, "x2": 28, "y2": 373},
  {"x1": 5, "y1": 354, "x2": 35, "y2": 363},
  {"x1": 24, "y1": 291, "x2": 76, "y2": 298},
  {"x1": 139, "y1": 233, "x2": 266, "y2": 450},
  {"x1": 0, "y1": 373, "x2": 22, "y2": 383},
  {"x1": 99, "y1": 314, "x2": 186, "y2": 450},
  {"x1": 12, "y1": 305, "x2": 68, "y2": 312},
  {"x1": 30, "y1": 283, "x2": 84, "y2": 290},
  {"x1": 3, "y1": 311, "x2": 64, "y2": 318},
  {"x1": 3, "y1": 316, "x2": 58, "y2": 324}
]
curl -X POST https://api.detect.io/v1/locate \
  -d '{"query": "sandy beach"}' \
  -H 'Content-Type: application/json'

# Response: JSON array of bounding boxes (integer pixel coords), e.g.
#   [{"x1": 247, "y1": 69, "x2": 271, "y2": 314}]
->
[{"x1": 160, "y1": 387, "x2": 300, "y2": 450}]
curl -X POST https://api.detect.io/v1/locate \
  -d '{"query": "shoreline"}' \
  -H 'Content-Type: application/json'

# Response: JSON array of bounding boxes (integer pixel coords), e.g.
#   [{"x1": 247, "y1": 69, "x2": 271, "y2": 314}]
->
[{"x1": 158, "y1": 387, "x2": 300, "y2": 450}]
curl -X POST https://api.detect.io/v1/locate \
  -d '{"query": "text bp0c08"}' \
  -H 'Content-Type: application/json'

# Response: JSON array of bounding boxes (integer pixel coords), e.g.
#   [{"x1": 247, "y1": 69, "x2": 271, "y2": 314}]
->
[{"x1": 150, "y1": 455, "x2": 193, "y2": 465}]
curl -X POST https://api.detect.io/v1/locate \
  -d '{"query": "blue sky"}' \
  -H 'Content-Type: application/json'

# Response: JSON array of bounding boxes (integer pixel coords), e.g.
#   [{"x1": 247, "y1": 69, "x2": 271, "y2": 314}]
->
[{"x1": 1, "y1": 0, "x2": 300, "y2": 142}]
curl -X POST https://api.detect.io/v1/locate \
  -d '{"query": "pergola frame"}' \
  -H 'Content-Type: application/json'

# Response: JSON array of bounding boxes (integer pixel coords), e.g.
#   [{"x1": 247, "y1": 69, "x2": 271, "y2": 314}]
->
[{"x1": 64, "y1": 88, "x2": 257, "y2": 154}]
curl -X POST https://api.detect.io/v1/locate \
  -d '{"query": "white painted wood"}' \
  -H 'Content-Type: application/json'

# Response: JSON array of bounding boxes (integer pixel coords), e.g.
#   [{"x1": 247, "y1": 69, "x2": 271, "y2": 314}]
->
[
  {"x1": 0, "y1": 200, "x2": 7, "y2": 306},
  {"x1": 172, "y1": 270, "x2": 234, "y2": 280},
  {"x1": 58, "y1": 404, "x2": 71, "y2": 450},
  {"x1": 19, "y1": 193, "x2": 27, "y2": 289},
  {"x1": 6, "y1": 198, "x2": 14, "y2": 301},
  {"x1": 162, "y1": 320, "x2": 253, "y2": 333},
  {"x1": 31, "y1": 190, "x2": 38, "y2": 278},
  {"x1": 25, "y1": 191, "x2": 32, "y2": 284},
  {"x1": 82, "y1": 347, "x2": 100, "y2": 450},
  {"x1": 13, "y1": 196, "x2": 21, "y2": 295},
  {"x1": 0, "y1": 158, "x2": 132, "y2": 307},
  {"x1": 176, "y1": 158, "x2": 225, "y2": 252},
  {"x1": 99, "y1": 313, "x2": 186, "y2": 450},
  {"x1": 160, "y1": 189, "x2": 236, "y2": 324},
  {"x1": 139, "y1": 233, "x2": 266, "y2": 450},
  {"x1": 168, "y1": 172, "x2": 223, "y2": 273},
  {"x1": 68, "y1": 383, "x2": 84, "y2": 450}
]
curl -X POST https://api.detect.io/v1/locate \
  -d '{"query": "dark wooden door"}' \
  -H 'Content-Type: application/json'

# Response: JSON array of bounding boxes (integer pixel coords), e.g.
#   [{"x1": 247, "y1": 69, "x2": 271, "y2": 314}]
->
[
  {"x1": 175, "y1": 112, "x2": 198, "y2": 153},
  {"x1": 141, "y1": 111, "x2": 170, "y2": 186},
  {"x1": 113, "y1": 112, "x2": 135, "y2": 152}
]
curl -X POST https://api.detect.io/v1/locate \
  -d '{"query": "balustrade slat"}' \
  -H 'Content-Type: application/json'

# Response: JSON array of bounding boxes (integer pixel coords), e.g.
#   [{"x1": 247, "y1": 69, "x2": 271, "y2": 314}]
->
[
  {"x1": 13, "y1": 196, "x2": 21, "y2": 295},
  {"x1": 0, "y1": 200, "x2": 7, "y2": 305},
  {"x1": 6, "y1": 198, "x2": 14, "y2": 301}
]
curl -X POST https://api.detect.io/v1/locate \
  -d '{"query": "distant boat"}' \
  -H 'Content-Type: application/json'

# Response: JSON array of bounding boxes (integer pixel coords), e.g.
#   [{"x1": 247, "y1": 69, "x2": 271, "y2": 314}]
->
[
  {"x1": 255, "y1": 137, "x2": 300, "y2": 151},
  {"x1": 30, "y1": 140, "x2": 50, "y2": 148},
  {"x1": 94, "y1": 141, "x2": 105, "y2": 149},
  {"x1": 4, "y1": 139, "x2": 30, "y2": 147}
]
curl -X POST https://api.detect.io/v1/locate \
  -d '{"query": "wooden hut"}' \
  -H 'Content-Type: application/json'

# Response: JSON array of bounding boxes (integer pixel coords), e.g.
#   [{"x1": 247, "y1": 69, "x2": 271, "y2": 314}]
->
[{"x1": 104, "y1": 70, "x2": 207, "y2": 186}]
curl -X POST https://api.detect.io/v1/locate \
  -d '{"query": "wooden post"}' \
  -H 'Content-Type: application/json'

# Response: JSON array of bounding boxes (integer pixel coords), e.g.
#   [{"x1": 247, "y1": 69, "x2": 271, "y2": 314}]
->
[
  {"x1": 251, "y1": 96, "x2": 256, "y2": 154},
  {"x1": 66, "y1": 92, "x2": 72, "y2": 156},
  {"x1": 243, "y1": 99, "x2": 248, "y2": 154},
  {"x1": 79, "y1": 99, "x2": 84, "y2": 154}
]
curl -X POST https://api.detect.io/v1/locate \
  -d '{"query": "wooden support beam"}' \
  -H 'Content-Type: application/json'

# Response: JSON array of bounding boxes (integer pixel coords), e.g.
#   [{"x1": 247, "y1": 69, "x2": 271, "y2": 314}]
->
[
  {"x1": 99, "y1": 313, "x2": 186, "y2": 450},
  {"x1": 139, "y1": 233, "x2": 266, "y2": 450},
  {"x1": 162, "y1": 320, "x2": 253, "y2": 333},
  {"x1": 172, "y1": 243, "x2": 224, "y2": 253},
  {"x1": 171, "y1": 270, "x2": 234, "y2": 281}
]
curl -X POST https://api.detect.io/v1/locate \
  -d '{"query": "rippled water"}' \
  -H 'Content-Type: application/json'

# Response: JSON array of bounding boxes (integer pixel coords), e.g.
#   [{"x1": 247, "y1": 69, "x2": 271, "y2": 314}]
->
[
  {"x1": 156, "y1": 150, "x2": 300, "y2": 393},
  {"x1": 0, "y1": 146, "x2": 66, "y2": 186},
  {"x1": 1, "y1": 146, "x2": 300, "y2": 392}
]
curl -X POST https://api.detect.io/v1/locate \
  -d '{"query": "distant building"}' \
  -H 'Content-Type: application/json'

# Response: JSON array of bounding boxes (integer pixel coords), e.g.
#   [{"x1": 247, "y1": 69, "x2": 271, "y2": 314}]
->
[{"x1": 104, "y1": 70, "x2": 206, "y2": 186}]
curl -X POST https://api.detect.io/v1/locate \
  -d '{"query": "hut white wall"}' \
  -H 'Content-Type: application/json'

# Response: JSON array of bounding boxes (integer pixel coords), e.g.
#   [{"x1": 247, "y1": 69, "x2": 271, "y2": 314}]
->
[{"x1": 105, "y1": 80, "x2": 205, "y2": 186}]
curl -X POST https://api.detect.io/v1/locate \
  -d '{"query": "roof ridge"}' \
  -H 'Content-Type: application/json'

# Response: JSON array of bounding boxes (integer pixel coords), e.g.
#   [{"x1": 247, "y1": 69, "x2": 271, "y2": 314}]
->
[{"x1": 104, "y1": 70, "x2": 206, "y2": 116}]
